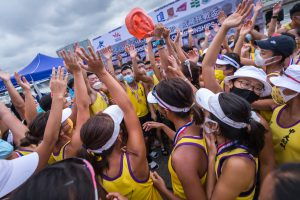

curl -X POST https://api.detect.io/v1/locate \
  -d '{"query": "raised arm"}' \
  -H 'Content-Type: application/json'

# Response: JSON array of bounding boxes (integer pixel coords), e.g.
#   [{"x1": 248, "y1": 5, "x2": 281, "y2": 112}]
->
[
  {"x1": 0, "y1": 70, "x2": 25, "y2": 119},
  {"x1": 251, "y1": 0, "x2": 263, "y2": 27},
  {"x1": 174, "y1": 29, "x2": 188, "y2": 63},
  {"x1": 61, "y1": 50, "x2": 90, "y2": 158},
  {"x1": 202, "y1": 0, "x2": 253, "y2": 93},
  {"x1": 77, "y1": 46, "x2": 147, "y2": 159},
  {"x1": 233, "y1": 20, "x2": 253, "y2": 56},
  {"x1": 101, "y1": 46, "x2": 115, "y2": 74},
  {"x1": 268, "y1": 1, "x2": 282, "y2": 36},
  {"x1": 35, "y1": 67, "x2": 67, "y2": 171},
  {"x1": 146, "y1": 37, "x2": 162, "y2": 81},
  {"x1": 15, "y1": 73, "x2": 37, "y2": 125},
  {"x1": 0, "y1": 103, "x2": 28, "y2": 146},
  {"x1": 188, "y1": 27, "x2": 194, "y2": 48}
]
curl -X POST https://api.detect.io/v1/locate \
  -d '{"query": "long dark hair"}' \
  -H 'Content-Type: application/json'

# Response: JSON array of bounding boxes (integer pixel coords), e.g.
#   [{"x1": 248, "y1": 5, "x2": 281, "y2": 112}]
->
[
  {"x1": 156, "y1": 78, "x2": 204, "y2": 125},
  {"x1": 20, "y1": 112, "x2": 50, "y2": 147},
  {"x1": 211, "y1": 93, "x2": 265, "y2": 156},
  {"x1": 181, "y1": 61, "x2": 201, "y2": 89}
]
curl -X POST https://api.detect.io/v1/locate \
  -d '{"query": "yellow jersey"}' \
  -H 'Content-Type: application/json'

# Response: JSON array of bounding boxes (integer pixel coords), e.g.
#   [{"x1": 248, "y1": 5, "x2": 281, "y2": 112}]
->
[
  {"x1": 14, "y1": 148, "x2": 33, "y2": 157},
  {"x1": 168, "y1": 135, "x2": 207, "y2": 199},
  {"x1": 90, "y1": 92, "x2": 109, "y2": 115},
  {"x1": 153, "y1": 75, "x2": 159, "y2": 86},
  {"x1": 270, "y1": 105, "x2": 300, "y2": 165},
  {"x1": 102, "y1": 152, "x2": 162, "y2": 200},
  {"x1": 51, "y1": 141, "x2": 70, "y2": 162},
  {"x1": 215, "y1": 143, "x2": 258, "y2": 200},
  {"x1": 125, "y1": 82, "x2": 149, "y2": 118}
]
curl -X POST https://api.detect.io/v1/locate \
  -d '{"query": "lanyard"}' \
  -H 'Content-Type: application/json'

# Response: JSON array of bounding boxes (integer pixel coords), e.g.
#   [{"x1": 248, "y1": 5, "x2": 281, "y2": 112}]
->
[
  {"x1": 173, "y1": 121, "x2": 193, "y2": 145},
  {"x1": 128, "y1": 84, "x2": 142, "y2": 103},
  {"x1": 217, "y1": 140, "x2": 238, "y2": 155}
]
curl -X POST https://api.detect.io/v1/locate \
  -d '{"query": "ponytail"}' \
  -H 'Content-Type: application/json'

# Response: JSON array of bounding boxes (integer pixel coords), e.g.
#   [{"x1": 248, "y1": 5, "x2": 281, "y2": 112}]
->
[
  {"x1": 243, "y1": 119, "x2": 266, "y2": 157},
  {"x1": 191, "y1": 104, "x2": 204, "y2": 125},
  {"x1": 20, "y1": 132, "x2": 42, "y2": 147}
]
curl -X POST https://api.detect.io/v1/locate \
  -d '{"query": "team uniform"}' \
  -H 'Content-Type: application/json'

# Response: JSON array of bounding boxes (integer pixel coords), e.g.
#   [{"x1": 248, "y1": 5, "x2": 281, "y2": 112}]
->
[
  {"x1": 168, "y1": 127, "x2": 207, "y2": 199},
  {"x1": 90, "y1": 92, "x2": 109, "y2": 115},
  {"x1": 102, "y1": 152, "x2": 162, "y2": 200},
  {"x1": 270, "y1": 105, "x2": 300, "y2": 165},
  {"x1": 215, "y1": 142, "x2": 258, "y2": 200},
  {"x1": 51, "y1": 141, "x2": 71, "y2": 162},
  {"x1": 14, "y1": 148, "x2": 33, "y2": 157}
]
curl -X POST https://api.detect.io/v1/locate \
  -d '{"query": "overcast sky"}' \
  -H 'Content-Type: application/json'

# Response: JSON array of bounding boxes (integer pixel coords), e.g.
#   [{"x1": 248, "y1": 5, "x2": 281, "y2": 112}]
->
[{"x1": 0, "y1": 0, "x2": 171, "y2": 73}]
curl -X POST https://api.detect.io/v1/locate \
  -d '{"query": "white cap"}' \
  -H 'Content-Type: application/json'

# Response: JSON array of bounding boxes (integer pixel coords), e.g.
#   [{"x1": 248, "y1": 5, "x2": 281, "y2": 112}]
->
[
  {"x1": 88, "y1": 105, "x2": 124, "y2": 154},
  {"x1": 195, "y1": 88, "x2": 247, "y2": 129},
  {"x1": 203, "y1": 48, "x2": 208, "y2": 55},
  {"x1": 224, "y1": 66, "x2": 272, "y2": 97},
  {"x1": 270, "y1": 65, "x2": 300, "y2": 93},
  {"x1": 216, "y1": 54, "x2": 240, "y2": 69},
  {"x1": 61, "y1": 108, "x2": 72, "y2": 123},
  {"x1": 0, "y1": 152, "x2": 39, "y2": 198}
]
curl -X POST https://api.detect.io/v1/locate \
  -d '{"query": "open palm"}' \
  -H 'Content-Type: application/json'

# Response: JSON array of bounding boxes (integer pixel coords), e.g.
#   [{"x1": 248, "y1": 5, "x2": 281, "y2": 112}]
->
[
  {"x1": 0, "y1": 70, "x2": 11, "y2": 82},
  {"x1": 240, "y1": 20, "x2": 253, "y2": 35}
]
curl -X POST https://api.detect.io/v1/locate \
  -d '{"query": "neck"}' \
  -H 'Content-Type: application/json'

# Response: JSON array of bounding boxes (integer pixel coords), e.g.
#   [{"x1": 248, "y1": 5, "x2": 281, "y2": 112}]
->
[
  {"x1": 266, "y1": 63, "x2": 283, "y2": 74},
  {"x1": 216, "y1": 135, "x2": 227, "y2": 146},
  {"x1": 174, "y1": 117, "x2": 192, "y2": 131},
  {"x1": 128, "y1": 81, "x2": 137, "y2": 87},
  {"x1": 286, "y1": 96, "x2": 300, "y2": 117}
]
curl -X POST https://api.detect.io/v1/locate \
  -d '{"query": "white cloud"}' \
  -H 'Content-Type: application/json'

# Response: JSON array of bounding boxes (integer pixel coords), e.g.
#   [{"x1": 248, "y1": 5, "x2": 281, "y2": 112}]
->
[{"x1": 0, "y1": 0, "x2": 171, "y2": 72}]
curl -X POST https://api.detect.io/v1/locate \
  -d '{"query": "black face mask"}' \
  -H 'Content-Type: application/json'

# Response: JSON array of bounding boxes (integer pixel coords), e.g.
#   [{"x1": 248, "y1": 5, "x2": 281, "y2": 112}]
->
[{"x1": 231, "y1": 86, "x2": 260, "y2": 103}]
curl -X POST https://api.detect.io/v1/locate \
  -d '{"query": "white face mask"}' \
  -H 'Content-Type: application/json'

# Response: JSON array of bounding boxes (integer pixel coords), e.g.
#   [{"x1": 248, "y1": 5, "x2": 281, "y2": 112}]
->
[
  {"x1": 203, "y1": 117, "x2": 218, "y2": 134},
  {"x1": 92, "y1": 81, "x2": 102, "y2": 90},
  {"x1": 279, "y1": 87, "x2": 299, "y2": 103},
  {"x1": 254, "y1": 49, "x2": 281, "y2": 67}
]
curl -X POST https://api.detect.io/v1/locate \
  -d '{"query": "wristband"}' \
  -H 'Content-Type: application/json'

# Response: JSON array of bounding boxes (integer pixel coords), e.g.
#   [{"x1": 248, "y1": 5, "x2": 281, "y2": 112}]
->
[{"x1": 272, "y1": 15, "x2": 278, "y2": 19}]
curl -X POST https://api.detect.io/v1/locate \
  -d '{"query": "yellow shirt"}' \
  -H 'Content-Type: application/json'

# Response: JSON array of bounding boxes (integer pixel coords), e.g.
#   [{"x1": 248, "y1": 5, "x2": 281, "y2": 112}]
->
[
  {"x1": 102, "y1": 152, "x2": 162, "y2": 200},
  {"x1": 168, "y1": 135, "x2": 207, "y2": 199},
  {"x1": 125, "y1": 82, "x2": 149, "y2": 118},
  {"x1": 153, "y1": 75, "x2": 159, "y2": 86},
  {"x1": 270, "y1": 105, "x2": 300, "y2": 165},
  {"x1": 51, "y1": 141, "x2": 70, "y2": 162},
  {"x1": 215, "y1": 145, "x2": 258, "y2": 200},
  {"x1": 90, "y1": 92, "x2": 109, "y2": 115}
]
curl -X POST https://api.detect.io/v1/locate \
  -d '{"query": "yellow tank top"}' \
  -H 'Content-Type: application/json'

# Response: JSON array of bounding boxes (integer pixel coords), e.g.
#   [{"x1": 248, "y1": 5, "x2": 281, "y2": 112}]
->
[
  {"x1": 270, "y1": 105, "x2": 300, "y2": 165},
  {"x1": 153, "y1": 75, "x2": 159, "y2": 86},
  {"x1": 90, "y1": 92, "x2": 109, "y2": 115},
  {"x1": 259, "y1": 110, "x2": 273, "y2": 123},
  {"x1": 126, "y1": 82, "x2": 149, "y2": 118},
  {"x1": 51, "y1": 141, "x2": 70, "y2": 162},
  {"x1": 102, "y1": 153, "x2": 162, "y2": 200},
  {"x1": 168, "y1": 136, "x2": 207, "y2": 199},
  {"x1": 215, "y1": 144, "x2": 258, "y2": 200},
  {"x1": 284, "y1": 23, "x2": 292, "y2": 31}
]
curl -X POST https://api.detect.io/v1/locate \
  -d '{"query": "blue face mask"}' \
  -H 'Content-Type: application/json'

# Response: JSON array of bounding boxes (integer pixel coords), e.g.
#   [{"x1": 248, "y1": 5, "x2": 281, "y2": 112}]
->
[
  {"x1": 124, "y1": 75, "x2": 134, "y2": 84},
  {"x1": 0, "y1": 139, "x2": 13, "y2": 159},
  {"x1": 116, "y1": 74, "x2": 123, "y2": 81},
  {"x1": 245, "y1": 34, "x2": 252, "y2": 42},
  {"x1": 69, "y1": 88, "x2": 74, "y2": 99},
  {"x1": 146, "y1": 70, "x2": 154, "y2": 77}
]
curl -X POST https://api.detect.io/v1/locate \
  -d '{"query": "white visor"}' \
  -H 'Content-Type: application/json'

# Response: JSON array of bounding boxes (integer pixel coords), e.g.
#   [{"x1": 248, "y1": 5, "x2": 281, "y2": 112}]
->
[
  {"x1": 216, "y1": 55, "x2": 240, "y2": 69},
  {"x1": 88, "y1": 105, "x2": 124, "y2": 154},
  {"x1": 0, "y1": 152, "x2": 39, "y2": 198},
  {"x1": 61, "y1": 108, "x2": 72, "y2": 123},
  {"x1": 195, "y1": 88, "x2": 247, "y2": 129}
]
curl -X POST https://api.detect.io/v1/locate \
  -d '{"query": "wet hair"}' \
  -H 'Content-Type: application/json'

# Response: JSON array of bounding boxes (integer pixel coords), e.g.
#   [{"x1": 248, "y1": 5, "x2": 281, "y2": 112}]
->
[
  {"x1": 19, "y1": 112, "x2": 50, "y2": 147},
  {"x1": 290, "y1": 3, "x2": 300, "y2": 18},
  {"x1": 210, "y1": 93, "x2": 265, "y2": 156},
  {"x1": 39, "y1": 94, "x2": 52, "y2": 112},
  {"x1": 181, "y1": 61, "x2": 201, "y2": 89},
  {"x1": 12, "y1": 158, "x2": 101, "y2": 200},
  {"x1": 79, "y1": 113, "x2": 116, "y2": 177},
  {"x1": 156, "y1": 78, "x2": 204, "y2": 125},
  {"x1": 271, "y1": 163, "x2": 300, "y2": 200},
  {"x1": 224, "y1": 52, "x2": 241, "y2": 72}
]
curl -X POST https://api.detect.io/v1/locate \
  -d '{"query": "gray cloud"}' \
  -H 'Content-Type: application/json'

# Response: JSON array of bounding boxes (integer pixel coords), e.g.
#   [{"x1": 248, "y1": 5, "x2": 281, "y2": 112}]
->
[{"x1": 0, "y1": 0, "x2": 171, "y2": 72}]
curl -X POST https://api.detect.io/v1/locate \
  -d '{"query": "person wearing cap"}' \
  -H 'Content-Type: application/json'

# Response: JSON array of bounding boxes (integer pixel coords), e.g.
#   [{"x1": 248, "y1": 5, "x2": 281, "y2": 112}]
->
[
  {"x1": 195, "y1": 89, "x2": 265, "y2": 200},
  {"x1": 144, "y1": 78, "x2": 207, "y2": 200},
  {"x1": 201, "y1": 1, "x2": 276, "y2": 181},
  {"x1": 269, "y1": 65, "x2": 300, "y2": 165},
  {"x1": 74, "y1": 47, "x2": 163, "y2": 200},
  {"x1": 254, "y1": 35, "x2": 296, "y2": 74}
]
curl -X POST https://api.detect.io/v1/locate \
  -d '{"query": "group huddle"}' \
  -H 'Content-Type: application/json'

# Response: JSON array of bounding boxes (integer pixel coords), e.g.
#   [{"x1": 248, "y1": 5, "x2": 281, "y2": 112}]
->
[{"x1": 0, "y1": 0, "x2": 300, "y2": 200}]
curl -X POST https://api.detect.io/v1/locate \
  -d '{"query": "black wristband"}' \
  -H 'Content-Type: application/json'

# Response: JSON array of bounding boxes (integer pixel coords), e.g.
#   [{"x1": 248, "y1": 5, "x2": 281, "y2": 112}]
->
[{"x1": 272, "y1": 15, "x2": 278, "y2": 19}]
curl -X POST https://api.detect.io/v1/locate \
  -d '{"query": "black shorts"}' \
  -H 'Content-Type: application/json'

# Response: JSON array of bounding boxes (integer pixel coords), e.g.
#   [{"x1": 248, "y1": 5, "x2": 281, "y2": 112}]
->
[{"x1": 139, "y1": 113, "x2": 153, "y2": 137}]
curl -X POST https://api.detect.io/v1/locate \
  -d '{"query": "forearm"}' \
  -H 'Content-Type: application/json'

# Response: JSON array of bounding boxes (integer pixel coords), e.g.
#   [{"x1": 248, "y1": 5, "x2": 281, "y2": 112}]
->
[
  {"x1": 4, "y1": 81, "x2": 25, "y2": 119},
  {"x1": 157, "y1": 46, "x2": 171, "y2": 75},
  {"x1": 268, "y1": 18, "x2": 277, "y2": 37},
  {"x1": 74, "y1": 71, "x2": 90, "y2": 110},
  {"x1": 106, "y1": 58, "x2": 115, "y2": 75},
  {"x1": 251, "y1": 11, "x2": 259, "y2": 26},
  {"x1": 241, "y1": 57, "x2": 256, "y2": 66},
  {"x1": 188, "y1": 32, "x2": 194, "y2": 48},
  {"x1": 161, "y1": 124, "x2": 176, "y2": 141},
  {"x1": 202, "y1": 36, "x2": 209, "y2": 49},
  {"x1": 233, "y1": 34, "x2": 246, "y2": 56},
  {"x1": 23, "y1": 89, "x2": 38, "y2": 125},
  {"x1": 165, "y1": 37, "x2": 179, "y2": 60},
  {"x1": 250, "y1": 30, "x2": 267, "y2": 40},
  {"x1": 206, "y1": 157, "x2": 217, "y2": 200},
  {"x1": 174, "y1": 43, "x2": 188, "y2": 64}
]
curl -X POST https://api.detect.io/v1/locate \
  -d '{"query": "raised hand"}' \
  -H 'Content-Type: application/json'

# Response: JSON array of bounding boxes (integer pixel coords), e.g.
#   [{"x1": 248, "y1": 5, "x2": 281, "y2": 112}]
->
[
  {"x1": 117, "y1": 53, "x2": 123, "y2": 61},
  {"x1": 218, "y1": 10, "x2": 227, "y2": 25},
  {"x1": 162, "y1": 27, "x2": 170, "y2": 39},
  {"x1": 254, "y1": 0, "x2": 263, "y2": 13},
  {"x1": 0, "y1": 70, "x2": 11, "y2": 82},
  {"x1": 50, "y1": 67, "x2": 68, "y2": 98},
  {"x1": 146, "y1": 36, "x2": 153, "y2": 44},
  {"x1": 240, "y1": 20, "x2": 253, "y2": 36},
  {"x1": 241, "y1": 43, "x2": 251, "y2": 56},
  {"x1": 76, "y1": 46, "x2": 106, "y2": 75},
  {"x1": 174, "y1": 28, "x2": 181, "y2": 43},
  {"x1": 60, "y1": 50, "x2": 81, "y2": 74},
  {"x1": 188, "y1": 27, "x2": 193, "y2": 34},
  {"x1": 222, "y1": 0, "x2": 254, "y2": 30},
  {"x1": 204, "y1": 27, "x2": 211, "y2": 37},
  {"x1": 15, "y1": 72, "x2": 30, "y2": 91},
  {"x1": 154, "y1": 23, "x2": 165, "y2": 39},
  {"x1": 213, "y1": 23, "x2": 220, "y2": 33},
  {"x1": 273, "y1": 1, "x2": 282, "y2": 15},
  {"x1": 101, "y1": 46, "x2": 113, "y2": 60},
  {"x1": 127, "y1": 45, "x2": 137, "y2": 59}
]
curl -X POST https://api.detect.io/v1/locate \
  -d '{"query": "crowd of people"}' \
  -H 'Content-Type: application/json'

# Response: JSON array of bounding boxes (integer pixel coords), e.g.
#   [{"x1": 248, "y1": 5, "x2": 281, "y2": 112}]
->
[{"x1": 0, "y1": 0, "x2": 300, "y2": 199}]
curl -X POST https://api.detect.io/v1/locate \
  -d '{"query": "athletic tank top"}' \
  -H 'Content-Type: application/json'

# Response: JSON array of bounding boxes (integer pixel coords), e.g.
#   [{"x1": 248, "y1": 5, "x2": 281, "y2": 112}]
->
[
  {"x1": 153, "y1": 75, "x2": 159, "y2": 86},
  {"x1": 270, "y1": 105, "x2": 300, "y2": 165},
  {"x1": 215, "y1": 144, "x2": 258, "y2": 200},
  {"x1": 51, "y1": 141, "x2": 70, "y2": 162},
  {"x1": 90, "y1": 92, "x2": 109, "y2": 115},
  {"x1": 125, "y1": 82, "x2": 149, "y2": 118},
  {"x1": 102, "y1": 152, "x2": 162, "y2": 200},
  {"x1": 168, "y1": 136, "x2": 207, "y2": 199}
]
